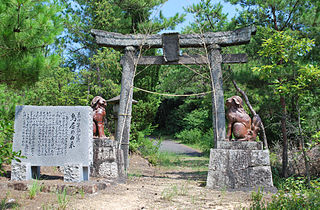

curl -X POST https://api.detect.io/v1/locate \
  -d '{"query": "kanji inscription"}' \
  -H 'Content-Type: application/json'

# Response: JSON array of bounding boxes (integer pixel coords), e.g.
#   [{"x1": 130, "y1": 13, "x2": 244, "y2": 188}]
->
[{"x1": 13, "y1": 106, "x2": 92, "y2": 166}]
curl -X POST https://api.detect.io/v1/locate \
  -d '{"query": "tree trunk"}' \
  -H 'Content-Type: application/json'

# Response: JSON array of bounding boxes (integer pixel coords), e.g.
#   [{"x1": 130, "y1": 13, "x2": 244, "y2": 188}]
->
[
  {"x1": 297, "y1": 101, "x2": 311, "y2": 186},
  {"x1": 280, "y1": 94, "x2": 288, "y2": 178}
]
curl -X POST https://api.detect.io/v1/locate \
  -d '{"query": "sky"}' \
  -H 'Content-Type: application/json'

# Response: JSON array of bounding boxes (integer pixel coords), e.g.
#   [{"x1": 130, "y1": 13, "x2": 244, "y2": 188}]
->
[{"x1": 152, "y1": 0, "x2": 241, "y2": 33}]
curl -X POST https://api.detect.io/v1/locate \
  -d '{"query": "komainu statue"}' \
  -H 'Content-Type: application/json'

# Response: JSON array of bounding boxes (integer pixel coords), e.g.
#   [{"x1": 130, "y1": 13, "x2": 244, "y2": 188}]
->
[
  {"x1": 91, "y1": 96, "x2": 107, "y2": 138},
  {"x1": 225, "y1": 96, "x2": 261, "y2": 141}
]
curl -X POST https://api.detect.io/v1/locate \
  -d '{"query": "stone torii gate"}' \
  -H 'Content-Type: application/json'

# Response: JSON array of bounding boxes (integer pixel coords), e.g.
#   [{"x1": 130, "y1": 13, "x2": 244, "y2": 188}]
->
[{"x1": 91, "y1": 26, "x2": 256, "y2": 172}]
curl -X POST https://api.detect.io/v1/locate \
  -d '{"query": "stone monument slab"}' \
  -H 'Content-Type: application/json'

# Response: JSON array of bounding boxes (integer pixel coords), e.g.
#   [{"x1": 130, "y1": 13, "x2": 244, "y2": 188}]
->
[{"x1": 12, "y1": 106, "x2": 93, "y2": 182}]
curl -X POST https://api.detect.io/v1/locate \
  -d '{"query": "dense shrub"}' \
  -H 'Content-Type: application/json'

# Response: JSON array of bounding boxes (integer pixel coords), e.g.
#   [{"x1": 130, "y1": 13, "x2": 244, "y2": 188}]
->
[
  {"x1": 129, "y1": 131, "x2": 163, "y2": 165},
  {"x1": 175, "y1": 128, "x2": 202, "y2": 144},
  {"x1": 250, "y1": 177, "x2": 320, "y2": 210},
  {"x1": 0, "y1": 85, "x2": 25, "y2": 175},
  {"x1": 175, "y1": 128, "x2": 213, "y2": 155}
]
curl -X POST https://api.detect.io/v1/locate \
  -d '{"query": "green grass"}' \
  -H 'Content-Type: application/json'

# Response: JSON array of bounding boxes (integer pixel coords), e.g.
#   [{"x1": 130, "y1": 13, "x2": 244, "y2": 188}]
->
[
  {"x1": 161, "y1": 185, "x2": 178, "y2": 201},
  {"x1": 157, "y1": 152, "x2": 209, "y2": 169},
  {"x1": 28, "y1": 180, "x2": 42, "y2": 199},
  {"x1": 1, "y1": 192, "x2": 19, "y2": 210},
  {"x1": 56, "y1": 188, "x2": 69, "y2": 210},
  {"x1": 128, "y1": 172, "x2": 143, "y2": 178},
  {"x1": 160, "y1": 182, "x2": 190, "y2": 201},
  {"x1": 174, "y1": 140, "x2": 203, "y2": 151}
]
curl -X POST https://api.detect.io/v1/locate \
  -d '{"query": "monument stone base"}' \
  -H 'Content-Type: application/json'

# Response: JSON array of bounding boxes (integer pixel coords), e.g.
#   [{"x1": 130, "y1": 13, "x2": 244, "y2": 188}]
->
[
  {"x1": 206, "y1": 141, "x2": 276, "y2": 192},
  {"x1": 11, "y1": 162, "x2": 89, "y2": 182},
  {"x1": 11, "y1": 162, "x2": 33, "y2": 181},
  {"x1": 90, "y1": 138, "x2": 125, "y2": 181},
  {"x1": 64, "y1": 164, "x2": 89, "y2": 182}
]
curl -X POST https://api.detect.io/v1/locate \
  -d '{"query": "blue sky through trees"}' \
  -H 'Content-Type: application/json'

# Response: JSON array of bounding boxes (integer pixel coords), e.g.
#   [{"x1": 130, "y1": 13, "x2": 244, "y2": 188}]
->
[{"x1": 154, "y1": 0, "x2": 240, "y2": 33}]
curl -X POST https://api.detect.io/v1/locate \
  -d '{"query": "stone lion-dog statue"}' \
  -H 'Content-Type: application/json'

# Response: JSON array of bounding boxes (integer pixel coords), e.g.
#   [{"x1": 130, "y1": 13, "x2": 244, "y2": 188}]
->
[
  {"x1": 91, "y1": 96, "x2": 107, "y2": 138},
  {"x1": 225, "y1": 95, "x2": 261, "y2": 141}
]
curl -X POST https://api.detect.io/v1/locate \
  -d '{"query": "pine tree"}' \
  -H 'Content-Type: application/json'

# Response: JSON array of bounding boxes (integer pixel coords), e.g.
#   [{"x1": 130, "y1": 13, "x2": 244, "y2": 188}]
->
[{"x1": 0, "y1": 0, "x2": 64, "y2": 87}]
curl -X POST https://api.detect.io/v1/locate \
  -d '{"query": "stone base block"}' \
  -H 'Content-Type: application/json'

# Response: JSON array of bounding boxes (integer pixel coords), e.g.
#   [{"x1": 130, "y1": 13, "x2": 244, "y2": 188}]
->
[
  {"x1": 91, "y1": 138, "x2": 125, "y2": 180},
  {"x1": 206, "y1": 148, "x2": 276, "y2": 191},
  {"x1": 11, "y1": 162, "x2": 40, "y2": 181},
  {"x1": 64, "y1": 164, "x2": 89, "y2": 182},
  {"x1": 216, "y1": 141, "x2": 263, "y2": 150},
  {"x1": 11, "y1": 162, "x2": 32, "y2": 181}
]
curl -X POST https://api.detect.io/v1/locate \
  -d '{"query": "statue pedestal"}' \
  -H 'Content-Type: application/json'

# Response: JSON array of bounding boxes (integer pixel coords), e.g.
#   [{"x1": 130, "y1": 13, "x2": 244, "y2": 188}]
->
[
  {"x1": 206, "y1": 141, "x2": 276, "y2": 192},
  {"x1": 90, "y1": 138, "x2": 125, "y2": 181}
]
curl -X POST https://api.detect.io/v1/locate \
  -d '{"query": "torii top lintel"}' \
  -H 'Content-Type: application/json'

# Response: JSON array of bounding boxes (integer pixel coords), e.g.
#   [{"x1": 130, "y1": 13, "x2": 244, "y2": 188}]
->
[{"x1": 91, "y1": 26, "x2": 256, "y2": 49}]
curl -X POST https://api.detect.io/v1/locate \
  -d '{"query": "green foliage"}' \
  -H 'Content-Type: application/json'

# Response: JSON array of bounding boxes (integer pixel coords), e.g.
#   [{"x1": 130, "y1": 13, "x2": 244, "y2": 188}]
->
[
  {"x1": 131, "y1": 96, "x2": 161, "y2": 138},
  {"x1": 182, "y1": 108, "x2": 209, "y2": 131},
  {"x1": 267, "y1": 189, "x2": 320, "y2": 210},
  {"x1": 28, "y1": 180, "x2": 42, "y2": 199},
  {"x1": 24, "y1": 66, "x2": 87, "y2": 106},
  {"x1": 175, "y1": 129, "x2": 202, "y2": 145},
  {"x1": 56, "y1": 188, "x2": 69, "y2": 210},
  {"x1": 227, "y1": 0, "x2": 320, "y2": 33},
  {"x1": 0, "y1": 195, "x2": 6, "y2": 210},
  {"x1": 129, "y1": 133, "x2": 163, "y2": 165},
  {"x1": 0, "y1": 192, "x2": 19, "y2": 210},
  {"x1": 160, "y1": 182, "x2": 189, "y2": 200},
  {"x1": 312, "y1": 131, "x2": 320, "y2": 144},
  {"x1": 253, "y1": 30, "x2": 316, "y2": 95},
  {"x1": 175, "y1": 128, "x2": 213, "y2": 155},
  {"x1": 0, "y1": 0, "x2": 65, "y2": 87},
  {"x1": 0, "y1": 136, "x2": 24, "y2": 176},
  {"x1": 0, "y1": 85, "x2": 25, "y2": 175},
  {"x1": 184, "y1": 0, "x2": 228, "y2": 33},
  {"x1": 250, "y1": 178, "x2": 320, "y2": 210},
  {"x1": 280, "y1": 177, "x2": 309, "y2": 193},
  {"x1": 85, "y1": 47, "x2": 122, "y2": 99},
  {"x1": 198, "y1": 129, "x2": 214, "y2": 154},
  {"x1": 250, "y1": 187, "x2": 266, "y2": 210},
  {"x1": 253, "y1": 29, "x2": 320, "y2": 154},
  {"x1": 277, "y1": 176, "x2": 320, "y2": 193},
  {"x1": 161, "y1": 183, "x2": 190, "y2": 200}
]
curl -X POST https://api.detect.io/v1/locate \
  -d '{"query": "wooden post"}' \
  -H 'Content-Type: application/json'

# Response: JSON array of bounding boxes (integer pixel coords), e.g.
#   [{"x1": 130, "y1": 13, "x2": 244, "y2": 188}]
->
[
  {"x1": 116, "y1": 46, "x2": 136, "y2": 172},
  {"x1": 208, "y1": 44, "x2": 226, "y2": 148}
]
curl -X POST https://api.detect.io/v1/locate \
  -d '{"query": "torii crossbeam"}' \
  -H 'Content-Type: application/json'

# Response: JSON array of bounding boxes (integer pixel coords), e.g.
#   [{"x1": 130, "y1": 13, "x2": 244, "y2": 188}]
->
[{"x1": 91, "y1": 26, "x2": 256, "y2": 173}]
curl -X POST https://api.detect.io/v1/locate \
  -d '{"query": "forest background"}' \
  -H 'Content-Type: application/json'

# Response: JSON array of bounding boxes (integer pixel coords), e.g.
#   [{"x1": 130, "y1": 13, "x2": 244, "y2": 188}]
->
[{"x1": 0, "y1": 0, "x2": 320, "y2": 194}]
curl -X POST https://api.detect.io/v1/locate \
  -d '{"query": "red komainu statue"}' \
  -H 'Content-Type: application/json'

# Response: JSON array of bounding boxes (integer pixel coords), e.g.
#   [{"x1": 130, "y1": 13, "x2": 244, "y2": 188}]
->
[
  {"x1": 91, "y1": 96, "x2": 107, "y2": 138},
  {"x1": 225, "y1": 96, "x2": 261, "y2": 141}
]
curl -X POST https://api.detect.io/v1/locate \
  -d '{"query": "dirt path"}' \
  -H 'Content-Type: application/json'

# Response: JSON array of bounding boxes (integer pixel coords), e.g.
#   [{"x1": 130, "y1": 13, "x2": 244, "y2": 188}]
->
[
  {"x1": 69, "y1": 154, "x2": 263, "y2": 209},
  {"x1": 1, "y1": 144, "x2": 272, "y2": 209},
  {"x1": 158, "y1": 139, "x2": 202, "y2": 156}
]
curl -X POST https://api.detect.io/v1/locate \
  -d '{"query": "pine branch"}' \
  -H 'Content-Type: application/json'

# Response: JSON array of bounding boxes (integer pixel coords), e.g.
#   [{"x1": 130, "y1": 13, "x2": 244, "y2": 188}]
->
[{"x1": 280, "y1": 0, "x2": 301, "y2": 31}]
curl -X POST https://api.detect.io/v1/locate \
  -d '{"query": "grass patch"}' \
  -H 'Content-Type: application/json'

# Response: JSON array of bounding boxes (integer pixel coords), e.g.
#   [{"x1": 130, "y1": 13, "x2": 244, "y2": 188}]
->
[
  {"x1": 161, "y1": 183, "x2": 190, "y2": 201},
  {"x1": 174, "y1": 139, "x2": 203, "y2": 151},
  {"x1": 128, "y1": 172, "x2": 143, "y2": 178},
  {"x1": 161, "y1": 185, "x2": 178, "y2": 201},
  {"x1": 28, "y1": 180, "x2": 42, "y2": 199},
  {"x1": 158, "y1": 152, "x2": 209, "y2": 169},
  {"x1": 56, "y1": 188, "x2": 69, "y2": 210},
  {"x1": 0, "y1": 192, "x2": 19, "y2": 210}
]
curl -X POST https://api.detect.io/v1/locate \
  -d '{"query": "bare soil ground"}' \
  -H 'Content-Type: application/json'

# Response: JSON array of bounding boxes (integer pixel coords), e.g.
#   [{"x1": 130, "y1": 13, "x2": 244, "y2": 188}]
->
[{"x1": 0, "y1": 154, "x2": 273, "y2": 209}]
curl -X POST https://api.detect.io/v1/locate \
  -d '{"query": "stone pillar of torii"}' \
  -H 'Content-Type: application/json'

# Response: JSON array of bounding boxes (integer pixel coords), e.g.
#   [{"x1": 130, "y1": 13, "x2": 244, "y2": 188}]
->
[{"x1": 91, "y1": 26, "x2": 256, "y2": 171}]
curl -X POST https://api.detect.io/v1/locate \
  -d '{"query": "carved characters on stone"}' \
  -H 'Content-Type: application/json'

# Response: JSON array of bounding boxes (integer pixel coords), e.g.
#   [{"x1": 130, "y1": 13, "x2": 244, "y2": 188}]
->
[
  {"x1": 225, "y1": 96, "x2": 261, "y2": 141},
  {"x1": 91, "y1": 96, "x2": 107, "y2": 138}
]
